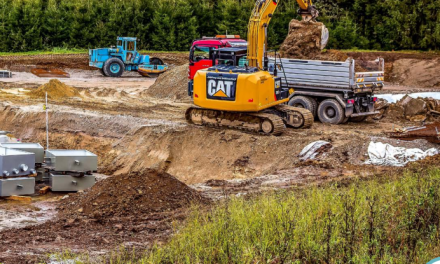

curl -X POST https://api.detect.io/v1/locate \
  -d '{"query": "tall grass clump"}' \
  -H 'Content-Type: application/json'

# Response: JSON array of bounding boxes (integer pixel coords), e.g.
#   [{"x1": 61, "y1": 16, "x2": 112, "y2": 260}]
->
[{"x1": 143, "y1": 169, "x2": 440, "y2": 263}]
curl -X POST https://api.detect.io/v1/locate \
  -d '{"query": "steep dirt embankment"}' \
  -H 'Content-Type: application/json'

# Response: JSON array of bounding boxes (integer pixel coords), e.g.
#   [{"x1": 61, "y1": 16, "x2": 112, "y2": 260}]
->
[{"x1": 0, "y1": 102, "x2": 372, "y2": 184}]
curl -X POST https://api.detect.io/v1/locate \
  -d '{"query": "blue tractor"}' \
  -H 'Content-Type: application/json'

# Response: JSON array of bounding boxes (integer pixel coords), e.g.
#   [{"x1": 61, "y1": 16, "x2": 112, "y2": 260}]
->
[{"x1": 89, "y1": 37, "x2": 168, "y2": 77}]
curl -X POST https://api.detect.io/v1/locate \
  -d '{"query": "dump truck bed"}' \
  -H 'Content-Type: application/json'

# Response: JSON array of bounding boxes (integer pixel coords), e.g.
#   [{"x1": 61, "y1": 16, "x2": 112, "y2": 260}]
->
[{"x1": 269, "y1": 58, "x2": 384, "y2": 92}]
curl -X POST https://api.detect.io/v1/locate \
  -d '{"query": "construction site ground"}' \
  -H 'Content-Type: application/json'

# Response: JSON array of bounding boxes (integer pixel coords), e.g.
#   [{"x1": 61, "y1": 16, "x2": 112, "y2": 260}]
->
[{"x1": 0, "y1": 51, "x2": 440, "y2": 263}]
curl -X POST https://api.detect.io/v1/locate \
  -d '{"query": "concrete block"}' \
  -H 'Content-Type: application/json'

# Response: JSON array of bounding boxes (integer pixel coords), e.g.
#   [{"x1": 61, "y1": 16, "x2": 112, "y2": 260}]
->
[
  {"x1": 0, "y1": 177, "x2": 35, "y2": 196},
  {"x1": 50, "y1": 174, "x2": 95, "y2": 192},
  {"x1": 45, "y1": 150, "x2": 97, "y2": 172},
  {"x1": 0, "y1": 147, "x2": 35, "y2": 177},
  {"x1": 0, "y1": 143, "x2": 45, "y2": 163}
]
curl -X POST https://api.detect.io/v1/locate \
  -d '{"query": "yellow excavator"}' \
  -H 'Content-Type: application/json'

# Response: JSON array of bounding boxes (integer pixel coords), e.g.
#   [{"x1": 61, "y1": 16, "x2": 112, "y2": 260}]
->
[{"x1": 186, "y1": 0, "x2": 319, "y2": 135}]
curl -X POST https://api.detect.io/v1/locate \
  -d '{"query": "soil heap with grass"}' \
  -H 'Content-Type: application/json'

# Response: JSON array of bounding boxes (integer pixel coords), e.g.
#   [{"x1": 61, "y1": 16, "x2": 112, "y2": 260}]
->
[
  {"x1": 59, "y1": 169, "x2": 207, "y2": 221},
  {"x1": 29, "y1": 79, "x2": 81, "y2": 99}
]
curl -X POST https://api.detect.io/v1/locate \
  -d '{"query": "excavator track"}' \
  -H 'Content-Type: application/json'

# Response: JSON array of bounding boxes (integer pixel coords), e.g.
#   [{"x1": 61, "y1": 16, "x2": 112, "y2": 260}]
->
[
  {"x1": 185, "y1": 107, "x2": 286, "y2": 136},
  {"x1": 274, "y1": 104, "x2": 314, "y2": 129}
]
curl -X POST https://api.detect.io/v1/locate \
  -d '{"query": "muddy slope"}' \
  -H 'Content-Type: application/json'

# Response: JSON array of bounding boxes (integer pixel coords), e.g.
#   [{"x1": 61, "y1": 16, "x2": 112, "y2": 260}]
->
[{"x1": 0, "y1": 101, "x2": 386, "y2": 184}]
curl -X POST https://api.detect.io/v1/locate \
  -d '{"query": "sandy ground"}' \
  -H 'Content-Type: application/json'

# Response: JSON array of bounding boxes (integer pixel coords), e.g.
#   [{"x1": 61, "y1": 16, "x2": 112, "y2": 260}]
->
[
  {"x1": 1, "y1": 69, "x2": 157, "y2": 90},
  {"x1": 0, "y1": 51, "x2": 439, "y2": 262}
]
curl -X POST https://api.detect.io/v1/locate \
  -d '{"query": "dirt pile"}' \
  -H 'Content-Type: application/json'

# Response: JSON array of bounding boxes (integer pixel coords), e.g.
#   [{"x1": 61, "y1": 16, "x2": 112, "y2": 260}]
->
[
  {"x1": 389, "y1": 58, "x2": 440, "y2": 88},
  {"x1": 279, "y1": 20, "x2": 328, "y2": 59},
  {"x1": 59, "y1": 169, "x2": 207, "y2": 220},
  {"x1": 142, "y1": 64, "x2": 189, "y2": 101},
  {"x1": 29, "y1": 79, "x2": 81, "y2": 99},
  {"x1": 0, "y1": 169, "x2": 208, "y2": 263},
  {"x1": 375, "y1": 95, "x2": 440, "y2": 122}
]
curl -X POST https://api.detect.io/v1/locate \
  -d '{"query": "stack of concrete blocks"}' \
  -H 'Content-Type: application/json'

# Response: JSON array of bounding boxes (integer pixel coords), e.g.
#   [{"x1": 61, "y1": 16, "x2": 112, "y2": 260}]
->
[
  {"x1": 0, "y1": 141, "x2": 98, "y2": 195},
  {"x1": 0, "y1": 147, "x2": 36, "y2": 196},
  {"x1": 46, "y1": 150, "x2": 97, "y2": 192},
  {"x1": 0, "y1": 143, "x2": 45, "y2": 182}
]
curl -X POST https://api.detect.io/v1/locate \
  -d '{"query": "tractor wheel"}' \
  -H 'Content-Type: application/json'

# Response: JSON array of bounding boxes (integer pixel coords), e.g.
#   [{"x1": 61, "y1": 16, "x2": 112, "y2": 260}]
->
[
  {"x1": 99, "y1": 68, "x2": 107, "y2": 77},
  {"x1": 103, "y1": 58, "x2": 124, "y2": 77},
  {"x1": 288, "y1": 96, "x2": 317, "y2": 117},
  {"x1": 150, "y1": 57, "x2": 164, "y2": 65},
  {"x1": 317, "y1": 99, "x2": 345, "y2": 124}
]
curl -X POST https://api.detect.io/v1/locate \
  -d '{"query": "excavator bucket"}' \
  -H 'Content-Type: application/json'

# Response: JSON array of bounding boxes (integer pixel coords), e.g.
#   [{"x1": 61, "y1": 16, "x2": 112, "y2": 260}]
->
[
  {"x1": 31, "y1": 68, "x2": 70, "y2": 78},
  {"x1": 298, "y1": 4, "x2": 329, "y2": 50}
]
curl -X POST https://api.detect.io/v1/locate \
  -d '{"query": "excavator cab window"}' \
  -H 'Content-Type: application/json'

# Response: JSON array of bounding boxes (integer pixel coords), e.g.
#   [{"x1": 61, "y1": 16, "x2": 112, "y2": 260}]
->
[{"x1": 190, "y1": 45, "x2": 217, "y2": 62}]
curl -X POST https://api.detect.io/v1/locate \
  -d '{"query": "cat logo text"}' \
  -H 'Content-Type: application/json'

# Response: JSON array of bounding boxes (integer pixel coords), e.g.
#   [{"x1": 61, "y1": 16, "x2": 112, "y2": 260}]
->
[{"x1": 206, "y1": 73, "x2": 237, "y2": 101}]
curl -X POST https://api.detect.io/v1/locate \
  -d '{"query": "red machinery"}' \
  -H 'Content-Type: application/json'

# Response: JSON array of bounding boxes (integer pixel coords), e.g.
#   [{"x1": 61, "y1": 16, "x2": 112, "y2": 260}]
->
[{"x1": 188, "y1": 35, "x2": 247, "y2": 80}]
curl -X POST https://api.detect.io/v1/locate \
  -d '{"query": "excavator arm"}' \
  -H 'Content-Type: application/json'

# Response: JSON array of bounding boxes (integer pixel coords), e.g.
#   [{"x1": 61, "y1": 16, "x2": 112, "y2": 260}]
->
[
  {"x1": 296, "y1": 0, "x2": 319, "y2": 21},
  {"x1": 247, "y1": 0, "x2": 279, "y2": 69},
  {"x1": 247, "y1": 0, "x2": 323, "y2": 69}
]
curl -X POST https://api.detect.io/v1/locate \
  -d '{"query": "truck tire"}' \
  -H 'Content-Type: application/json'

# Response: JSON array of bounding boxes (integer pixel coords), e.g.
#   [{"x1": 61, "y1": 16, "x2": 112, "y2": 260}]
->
[
  {"x1": 288, "y1": 96, "x2": 317, "y2": 117},
  {"x1": 103, "y1": 58, "x2": 124, "y2": 77},
  {"x1": 99, "y1": 68, "x2": 107, "y2": 77},
  {"x1": 317, "y1": 99, "x2": 345, "y2": 124},
  {"x1": 350, "y1": 116, "x2": 368, "y2": 122}
]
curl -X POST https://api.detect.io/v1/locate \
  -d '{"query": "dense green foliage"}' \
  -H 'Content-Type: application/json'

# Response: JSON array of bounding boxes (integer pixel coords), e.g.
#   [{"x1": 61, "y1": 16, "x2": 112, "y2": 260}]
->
[
  {"x1": 2, "y1": 0, "x2": 438, "y2": 51},
  {"x1": 143, "y1": 169, "x2": 440, "y2": 263}
]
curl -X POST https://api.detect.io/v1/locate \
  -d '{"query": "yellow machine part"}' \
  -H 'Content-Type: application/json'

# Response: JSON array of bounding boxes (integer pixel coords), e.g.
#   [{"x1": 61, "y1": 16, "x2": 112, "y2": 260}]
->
[
  {"x1": 247, "y1": 0, "x2": 279, "y2": 69},
  {"x1": 192, "y1": 69, "x2": 288, "y2": 112}
]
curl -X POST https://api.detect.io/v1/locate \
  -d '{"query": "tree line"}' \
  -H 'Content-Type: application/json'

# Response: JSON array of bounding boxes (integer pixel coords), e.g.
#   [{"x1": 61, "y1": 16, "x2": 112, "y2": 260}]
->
[{"x1": 0, "y1": 0, "x2": 439, "y2": 52}]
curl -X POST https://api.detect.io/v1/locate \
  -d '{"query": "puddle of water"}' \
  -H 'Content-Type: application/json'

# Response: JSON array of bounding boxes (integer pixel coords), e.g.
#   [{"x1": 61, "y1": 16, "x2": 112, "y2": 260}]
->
[
  {"x1": 377, "y1": 92, "x2": 440, "y2": 103},
  {"x1": 0, "y1": 196, "x2": 59, "y2": 231}
]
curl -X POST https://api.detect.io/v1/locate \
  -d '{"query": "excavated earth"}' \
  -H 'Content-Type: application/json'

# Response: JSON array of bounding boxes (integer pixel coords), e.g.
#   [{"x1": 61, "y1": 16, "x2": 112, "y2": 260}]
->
[{"x1": 0, "y1": 51, "x2": 440, "y2": 263}]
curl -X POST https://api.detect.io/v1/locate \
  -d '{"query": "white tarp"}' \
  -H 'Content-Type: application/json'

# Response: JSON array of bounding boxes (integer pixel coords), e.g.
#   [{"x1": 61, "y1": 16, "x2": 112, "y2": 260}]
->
[
  {"x1": 366, "y1": 141, "x2": 438, "y2": 167},
  {"x1": 299, "y1": 141, "x2": 332, "y2": 161}
]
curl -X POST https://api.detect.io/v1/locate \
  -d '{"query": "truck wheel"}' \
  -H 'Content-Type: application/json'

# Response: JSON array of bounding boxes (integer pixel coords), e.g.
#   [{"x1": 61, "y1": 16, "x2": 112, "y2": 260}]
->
[
  {"x1": 103, "y1": 58, "x2": 124, "y2": 77},
  {"x1": 288, "y1": 96, "x2": 316, "y2": 117},
  {"x1": 317, "y1": 99, "x2": 345, "y2": 124},
  {"x1": 310, "y1": 97, "x2": 318, "y2": 117},
  {"x1": 350, "y1": 116, "x2": 368, "y2": 122}
]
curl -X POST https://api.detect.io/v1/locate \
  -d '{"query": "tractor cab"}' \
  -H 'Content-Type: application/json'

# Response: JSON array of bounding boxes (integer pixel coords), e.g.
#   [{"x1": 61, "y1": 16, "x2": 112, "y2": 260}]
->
[{"x1": 115, "y1": 37, "x2": 138, "y2": 64}]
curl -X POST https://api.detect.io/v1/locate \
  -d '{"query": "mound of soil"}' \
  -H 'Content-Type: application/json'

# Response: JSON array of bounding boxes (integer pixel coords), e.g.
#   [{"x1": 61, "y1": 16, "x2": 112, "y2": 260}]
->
[
  {"x1": 0, "y1": 169, "x2": 207, "y2": 263},
  {"x1": 389, "y1": 58, "x2": 440, "y2": 87},
  {"x1": 142, "y1": 64, "x2": 189, "y2": 101},
  {"x1": 59, "y1": 169, "x2": 207, "y2": 220},
  {"x1": 279, "y1": 20, "x2": 327, "y2": 59},
  {"x1": 30, "y1": 79, "x2": 81, "y2": 99}
]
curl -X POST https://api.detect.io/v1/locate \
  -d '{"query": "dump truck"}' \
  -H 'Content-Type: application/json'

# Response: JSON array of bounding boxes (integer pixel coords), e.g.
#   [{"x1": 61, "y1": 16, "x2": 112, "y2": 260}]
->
[
  {"x1": 89, "y1": 37, "x2": 168, "y2": 78},
  {"x1": 270, "y1": 57, "x2": 384, "y2": 124}
]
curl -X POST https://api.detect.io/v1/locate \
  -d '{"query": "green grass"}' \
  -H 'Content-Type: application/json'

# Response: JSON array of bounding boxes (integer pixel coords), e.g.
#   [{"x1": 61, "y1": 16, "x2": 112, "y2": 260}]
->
[
  {"x1": 139, "y1": 168, "x2": 440, "y2": 264},
  {"x1": 55, "y1": 165, "x2": 440, "y2": 264},
  {"x1": 336, "y1": 48, "x2": 440, "y2": 55},
  {"x1": 0, "y1": 48, "x2": 188, "y2": 56},
  {"x1": 0, "y1": 47, "x2": 88, "y2": 56}
]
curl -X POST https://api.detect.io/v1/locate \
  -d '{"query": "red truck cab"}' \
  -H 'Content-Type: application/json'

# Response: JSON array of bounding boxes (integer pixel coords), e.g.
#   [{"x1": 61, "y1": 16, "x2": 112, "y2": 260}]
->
[{"x1": 189, "y1": 35, "x2": 247, "y2": 80}]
